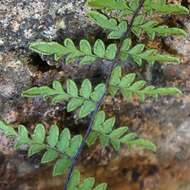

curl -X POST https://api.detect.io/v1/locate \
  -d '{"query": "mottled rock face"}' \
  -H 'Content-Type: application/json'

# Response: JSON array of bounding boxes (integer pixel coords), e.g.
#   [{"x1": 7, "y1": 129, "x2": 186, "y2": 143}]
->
[
  {"x1": 1, "y1": 0, "x2": 190, "y2": 190},
  {"x1": 164, "y1": 16, "x2": 190, "y2": 63},
  {"x1": 0, "y1": 0, "x2": 86, "y2": 51}
]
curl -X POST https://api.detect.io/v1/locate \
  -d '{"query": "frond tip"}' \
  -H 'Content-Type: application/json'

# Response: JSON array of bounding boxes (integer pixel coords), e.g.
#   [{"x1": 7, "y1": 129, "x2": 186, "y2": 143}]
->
[
  {"x1": 109, "y1": 66, "x2": 182, "y2": 100},
  {"x1": 119, "y1": 38, "x2": 180, "y2": 65}
]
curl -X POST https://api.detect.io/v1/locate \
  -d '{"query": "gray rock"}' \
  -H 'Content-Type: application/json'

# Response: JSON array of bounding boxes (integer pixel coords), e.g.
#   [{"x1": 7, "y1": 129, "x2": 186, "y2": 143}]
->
[
  {"x1": 1, "y1": 1, "x2": 190, "y2": 190},
  {"x1": 0, "y1": 0, "x2": 88, "y2": 51}
]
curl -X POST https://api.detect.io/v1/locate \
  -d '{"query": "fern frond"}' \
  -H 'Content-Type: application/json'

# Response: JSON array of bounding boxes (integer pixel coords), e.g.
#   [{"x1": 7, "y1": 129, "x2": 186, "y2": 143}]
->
[
  {"x1": 144, "y1": 0, "x2": 189, "y2": 14},
  {"x1": 30, "y1": 39, "x2": 117, "y2": 64},
  {"x1": 87, "y1": 0, "x2": 128, "y2": 10},
  {"x1": 132, "y1": 15, "x2": 187, "y2": 39},
  {"x1": 88, "y1": 0, "x2": 189, "y2": 16},
  {"x1": 88, "y1": 11, "x2": 128, "y2": 39},
  {"x1": 87, "y1": 111, "x2": 156, "y2": 151},
  {"x1": 22, "y1": 80, "x2": 106, "y2": 119},
  {"x1": 0, "y1": 120, "x2": 109, "y2": 187},
  {"x1": 0, "y1": 122, "x2": 84, "y2": 176},
  {"x1": 119, "y1": 38, "x2": 180, "y2": 65},
  {"x1": 68, "y1": 169, "x2": 107, "y2": 190},
  {"x1": 109, "y1": 66, "x2": 182, "y2": 100}
]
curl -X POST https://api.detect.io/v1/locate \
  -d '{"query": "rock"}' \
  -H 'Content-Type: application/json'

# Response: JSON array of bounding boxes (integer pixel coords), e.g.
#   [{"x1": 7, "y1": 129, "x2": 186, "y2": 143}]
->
[
  {"x1": 164, "y1": 16, "x2": 190, "y2": 64},
  {"x1": 0, "y1": 0, "x2": 90, "y2": 51},
  {"x1": 0, "y1": 51, "x2": 32, "y2": 123},
  {"x1": 1, "y1": 1, "x2": 190, "y2": 190}
]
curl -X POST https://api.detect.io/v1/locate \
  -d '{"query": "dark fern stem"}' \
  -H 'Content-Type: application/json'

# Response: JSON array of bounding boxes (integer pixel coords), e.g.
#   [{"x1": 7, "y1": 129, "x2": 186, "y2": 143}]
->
[{"x1": 63, "y1": 1, "x2": 146, "y2": 189}]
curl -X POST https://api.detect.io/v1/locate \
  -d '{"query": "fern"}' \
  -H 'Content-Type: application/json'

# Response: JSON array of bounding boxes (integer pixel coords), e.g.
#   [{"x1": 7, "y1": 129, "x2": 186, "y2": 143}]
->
[
  {"x1": 87, "y1": 0, "x2": 128, "y2": 10},
  {"x1": 0, "y1": 0, "x2": 189, "y2": 190},
  {"x1": 88, "y1": 11, "x2": 128, "y2": 39},
  {"x1": 67, "y1": 169, "x2": 107, "y2": 190},
  {"x1": 144, "y1": 0, "x2": 189, "y2": 14},
  {"x1": 119, "y1": 38, "x2": 180, "y2": 65},
  {"x1": 131, "y1": 15, "x2": 187, "y2": 39},
  {"x1": 0, "y1": 118, "x2": 155, "y2": 176},
  {"x1": 22, "y1": 80, "x2": 106, "y2": 118},
  {"x1": 0, "y1": 121, "x2": 83, "y2": 176},
  {"x1": 109, "y1": 66, "x2": 181, "y2": 100},
  {"x1": 87, "y1": 111, "x2": 156, "y2": 151},
  {"x1": 30, "y1": 39, "x2": 117, "y2": 64},
  {"x1": 87, "y1": 0, "x2": 189, "y2": 14}
]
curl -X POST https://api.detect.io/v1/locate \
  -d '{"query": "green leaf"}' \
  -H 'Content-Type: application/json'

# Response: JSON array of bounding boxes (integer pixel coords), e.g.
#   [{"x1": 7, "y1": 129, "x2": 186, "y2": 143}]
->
[
  {"x1": 88, "y1": 11, "x2": 117, "y2": 30},
  {"x1": 66, "y1": 135, "x2": 82, "y2": 157},
  {"x1": 153, "y1": 54, "x2": 180, "y2": 64},
  {"x1": 120, "y1": 73, "x2": 136, "y2": 88},
  {"x1": 67, "y1": 98, "x2": 84, "y2": 112},
  {"x1": 87, "y1": 131, "x2": 98, "y2": 146},
  {"x1": 129, "y1": 80, "x2": 146, "y2": 91},
  {"x1": 105, "y1": 44, "x2": 117, "y2": 60},
  {"x1": 120, "y1": 133, "x2": 137, "y2": 143},
  {"x1": 94, "y1": 39, "x2": 105, "y2": 58},
  {"x1": 111, "y1": 139, "x2": 120, "y2": 151},
  {"x1": 121, "y1": 38, "x2": 132, "y2": 51},
  {"x1": 128, "y1": 44, "x2": 145, "y2": 54},
  {"x1": 120, "y1": 89, "x2": 133, "y2": 101},
  {"x1": 80, "y1": 79, "x2": 92, "y2": 98},
  {"x1": 80, "y1": 56, "x2": 96, "y2": 65},
  {"x1": 91, "y1": 84, "x2": 105, "y2": 102},
  {"x1": 79, "y1": 101, "x2": 96, "y2": 118},
  {"x1": 68, "y1": 169, "x2": 81, "y2": 190},
  {"x1": 52, "y1": 94, "x2": 70, "y2": 104},
  {"x1": 53, "y1": 80, "x2": 64, "y2": 92},
  {"x1": 80, "y1": 40, "x2": 92, "y2": 55},
  {"x1": 151, "y1": 4, "x2": 189, "y2": 14},
  {"x1": 29, "y1": 42, "x2": 67, "y2": 60},
  {"x1": 64, "y1": 38, "x2": 76, "y2": 49},
  {"x1": 99, "y1": 134, "x2": 109, "y2": 147},
  {"x1": 32, "y1": 124, "x2": 46, "y2": 143},
  {"x1": 87, "y1": 0, "x2": 128, "y2": 10},
  {"x1": 28, "y1": 144, "x2": 46, "y2": 157},
  {"x1": 22, "y1": 86, "x2": 55, "y2": 97},
  {"x1": 0, "y1": 121, "x2": 17, "y2": 137},
  {"x1": 88, "y1": 11, "x2": 127, "y2": 40},
  {"x1": 67, "y1": 80, "x2": 78, "y2": 97},
  {"x1": 108, "y1": 86, "x2": 119, "y2": 97},
  {"x1": 127, "y1": 139, "x2": 157, "y2": 152},
  {"x1": 108, "y1": 21, "x2": 128, "y2": 39},
  {"x1": 155, "y1": 87, "x2": 182, "y2": 96},
  {"x1": 93, "y1": 111, "x2": 105, "y2": 129},
  {"x1": 109, "y1": 66, "x2": 122, "y2": 86},
  {"x1": 94, "y1": 183, "x2": 108, "y2": 190},
  {"x1": 110, "y1": 127, "x2": 128, "y2": 139},
  {"x1": 153, "y1": 26, "x2": 187, "y2": 37},
  {"x1": 103, "y1": 117, "x2": 115, "y2": 134},
  {"x1": 41, "y1": 149, "x2": 58, "y2": 163},
  {"x1": 15, "y1": 126, "x2": 29, "y2": 149},
  {"x1": 57, "y1": 128, "x2": 70, "y2": 152},
  {"x1": 17, "y1": 125, "x2": 30, "y2": 144},
  {"x1": 79, "y1": 177, "x2": 95, "y2": 190},
  {"x1": 129, "y1": 0, "x2": 140, "y2": 11},
  {"x1": 47, "y1": 124, "x2": 59, "y2": 147},
  {"x1": 53, "y1": 157, "x2": 71, "y2": 176}
]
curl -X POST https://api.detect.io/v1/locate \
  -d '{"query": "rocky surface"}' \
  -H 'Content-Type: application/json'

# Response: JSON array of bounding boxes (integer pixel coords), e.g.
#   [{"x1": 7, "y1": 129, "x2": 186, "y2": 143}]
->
[
  {"x1": 1, "y1": 0, "x2": 190, "y2": 190},
  {"x1": 0, "y1": 0, "x2": 91, "y2": 51}
]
